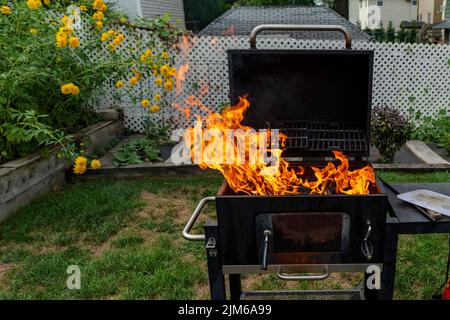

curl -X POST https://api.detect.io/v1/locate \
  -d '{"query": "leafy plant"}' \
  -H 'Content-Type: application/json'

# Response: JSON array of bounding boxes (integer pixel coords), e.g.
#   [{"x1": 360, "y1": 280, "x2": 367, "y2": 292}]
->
[
  {"x1": 112, "y1": 138, "x2": 162, "y2": 167},
  {"x1": 411, "y1": 109, "x2": 450, "y2": 154},
  {"x1": 142, "y1": 117, "x2": 171, "y2": 144},
  {"x1": 0, "y1": 109, "x2": 68, "y2": 163},
  {"x1": 371, "y1": 105, "x2": 413, "y2": 163}
]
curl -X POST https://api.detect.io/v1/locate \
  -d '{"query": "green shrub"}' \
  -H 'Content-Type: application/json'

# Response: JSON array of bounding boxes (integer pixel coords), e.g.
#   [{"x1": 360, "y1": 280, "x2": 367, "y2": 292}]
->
[
  {"x1": 412, "y1": 109, "x2": 450, "y2": 154},
  {"x1": 371, "y1": 105, "x2": 413, "y2": 163},
  {"x1": 385, "y1": 21, "x2": 396, "y2": 43}
]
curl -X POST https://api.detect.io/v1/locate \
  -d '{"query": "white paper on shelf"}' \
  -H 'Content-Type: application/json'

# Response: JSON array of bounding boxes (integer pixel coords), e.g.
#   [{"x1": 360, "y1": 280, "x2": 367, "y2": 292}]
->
[{"x1": 397, "y1": 189, "x2": 450, "y2": 217}]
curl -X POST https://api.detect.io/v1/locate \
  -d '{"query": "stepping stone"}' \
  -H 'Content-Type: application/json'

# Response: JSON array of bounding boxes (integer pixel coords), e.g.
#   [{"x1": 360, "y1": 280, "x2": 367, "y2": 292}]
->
[{"x1": 405, "y1": 140, "x2": 450, "y2": 165}]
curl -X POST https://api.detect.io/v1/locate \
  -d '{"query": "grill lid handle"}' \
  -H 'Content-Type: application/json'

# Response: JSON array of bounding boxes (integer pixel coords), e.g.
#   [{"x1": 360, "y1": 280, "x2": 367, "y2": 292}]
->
[
  {"x1": 249, "y1": 24, "x2": 352, "y2": 49},
  {"x1": 182, "y1": 196, "x2": 216, "y2": 241}
]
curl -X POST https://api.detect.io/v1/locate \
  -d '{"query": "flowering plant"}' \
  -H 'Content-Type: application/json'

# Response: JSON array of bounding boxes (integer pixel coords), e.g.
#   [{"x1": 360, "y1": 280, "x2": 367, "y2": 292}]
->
[
  {"x1": 0, "y1": 1, "x2": 183, "y2": 173},
  {"x1": 0, "y1": 0, "x2": 127, "y2": 169}
]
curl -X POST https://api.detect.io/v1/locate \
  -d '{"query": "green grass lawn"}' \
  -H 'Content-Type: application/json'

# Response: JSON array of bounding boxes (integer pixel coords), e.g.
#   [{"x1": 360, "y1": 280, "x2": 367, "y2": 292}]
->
[{"x1": 0, "y1": 171, "x2": 449, "y2": 299}]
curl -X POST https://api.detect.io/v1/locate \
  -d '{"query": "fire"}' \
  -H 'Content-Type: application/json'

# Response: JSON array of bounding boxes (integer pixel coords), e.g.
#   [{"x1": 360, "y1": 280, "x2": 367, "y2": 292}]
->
[{"x1": 183, "y1": 97, "x2": 376, "y2": 196}]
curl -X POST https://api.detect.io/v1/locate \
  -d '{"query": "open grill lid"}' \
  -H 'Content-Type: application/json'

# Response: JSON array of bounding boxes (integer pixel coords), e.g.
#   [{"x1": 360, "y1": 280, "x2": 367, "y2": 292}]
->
[{"x1": 227, "y1": 25, "x2": 374, "y2": 159}]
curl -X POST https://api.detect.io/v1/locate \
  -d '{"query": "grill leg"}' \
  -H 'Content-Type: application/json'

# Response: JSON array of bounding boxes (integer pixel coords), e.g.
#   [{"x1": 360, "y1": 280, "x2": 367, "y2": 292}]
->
[
  {"x1": 364, "y1": 217, "x2": 399, "y2": 300},
  {"x1": 379, "y1": 218, "x2": 399, "y2": 300},
  {"x1": 229, "y1": 274, "x2": 242, "y2": 300},
  {"x1": 205, "y1": 220, "x2": 226, "y2": 300}
]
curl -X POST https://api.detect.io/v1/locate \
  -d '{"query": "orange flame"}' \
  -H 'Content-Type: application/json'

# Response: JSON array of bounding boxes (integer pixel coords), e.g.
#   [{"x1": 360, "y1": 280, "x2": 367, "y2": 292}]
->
[{"x1": 184, "y1": 97, "x2": 376, "y2": 196}]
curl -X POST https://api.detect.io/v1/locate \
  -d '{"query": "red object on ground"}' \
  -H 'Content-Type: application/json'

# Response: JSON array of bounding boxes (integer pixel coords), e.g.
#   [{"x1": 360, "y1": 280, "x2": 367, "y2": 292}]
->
[{"x1": 443, "y1": 281, "x2": 450, "y2": 299}]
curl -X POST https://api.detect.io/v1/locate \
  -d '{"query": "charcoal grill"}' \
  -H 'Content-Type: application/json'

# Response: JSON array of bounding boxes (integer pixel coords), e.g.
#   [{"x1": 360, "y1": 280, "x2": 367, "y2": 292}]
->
[{"x1": 182, "y1": 25, "x2": 389, "y2": 300}]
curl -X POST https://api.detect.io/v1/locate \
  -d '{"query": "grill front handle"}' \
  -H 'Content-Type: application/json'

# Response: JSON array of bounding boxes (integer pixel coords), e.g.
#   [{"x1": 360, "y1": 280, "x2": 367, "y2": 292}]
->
[
  {"x1": 249, "y1": 24, "x2": 352, "y2": 49},
  {"x1": 182, "y1": 196, "x2": 216, "y2": 241},
  {"x1": 277, "y1": 266, "x2": 331, "y2": 281}
]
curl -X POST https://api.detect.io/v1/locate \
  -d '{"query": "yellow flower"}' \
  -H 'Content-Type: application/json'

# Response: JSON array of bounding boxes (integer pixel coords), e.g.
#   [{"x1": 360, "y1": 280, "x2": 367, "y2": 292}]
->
[
  {"x1": 154, "y1": 77, "x2": 163, "y2": 87},
  {"x1": 61, "y1": 25, "x2": 74, "y2": 34},
  {"x1": 96, "y1": 21, "x2": 103, "y2": 30},
  {"x1": 117, "y1": 34, "x2": 125, "y2": 41},
  {"x1": 129, "y1": 77, "x2": 138, "y2": 86},
  {"x1": 73, "y1": 156, "x2": 87, "y2": 175},
  {"x1": 150, "y1": 105, "x2": 160, "y2": 113},
  {"x1": 145, "y1": 49, "x2": 153, "y2": 57},
  {"x1": 0, "y1": 5, "x2": 12, "y2": 15},
  {"x1": 26, "y1": 0, "x2": 42, "y2": 10},
  {"x1": 73, "y1": 164, "x2": 86, "y2": 175},
  {"x1": 68, "y1": 37, "x2": 80, "y2": 48},
  {"x1": 108, "y1": 42, "x2": 116, "y2": 51},
  {"x1": 115, "y1": 80, "x2": 124, "y2": 89},
  {"x1": 164, "y1": 79, "x2": 174, "y2": 91},
  {"x1": 140, "y1": 54, "x2": 148, "y2": 63},
  {"x1": 30, "y1": 28, "x2": 38, "y2": 34},
  {"x1": 154, "y1": 93, "x2": 161, "y2": 101},
  {"x1": 93, "y1": 0, "x2": 104, "y2": 11},
  {"x1": 93, "y1": 11, "x2": 104, "y2": 21},
  {"x1": 101, "y1": 32, "x2": 109, "y2": 42},
  {"x1": 101, "y1": 4, "x2": 107, "y2": 12},
  {"x1": 80, "y1": 5, "x2": 88, "y2": 11},
  {"x1": 113, "y1": 37, "x2": 121, "y2": 46},
  {"x1": 61, "y1": 15, "x2": 69, "y2": 25},
  {"x1": 61, "y1": 83, "x2": 80, "y2": 95},
  {"x1": 75, "y1": 156, "x2": 87, "y2": 167},
  {"x1": 160, "y1": 65, "x2": 170, "y2": 78},
  {"x1": 141, "y1": 99, "x2": 150, "y2": 108},
  {"x1": 44, "y1": 0, "x2": 50, "y2": 5},
  {"x1": 90, "y1": 159, "x2": 101, "y2": 170},
  {"x1": 169, "y1": 67, "x2": 177, "y2": 77},
  {"x1": 161, "y1": 51, "x2": 169, "y2": 60},
  {"x1": 107, "y1": 29, "x2": 116, "y2": 37},
  {"x1": 56, "y1": 32, "x2": 68, "y2": 48}
]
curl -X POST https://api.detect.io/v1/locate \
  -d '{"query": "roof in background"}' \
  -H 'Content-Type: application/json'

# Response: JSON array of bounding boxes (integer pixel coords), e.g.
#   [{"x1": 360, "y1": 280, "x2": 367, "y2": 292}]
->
[
  {"x1": 198, "y1": 6, "x2": 372, "y2": 42},
  {"x1": 432, "y1": 20, "x2": 450, "y2": 29}
]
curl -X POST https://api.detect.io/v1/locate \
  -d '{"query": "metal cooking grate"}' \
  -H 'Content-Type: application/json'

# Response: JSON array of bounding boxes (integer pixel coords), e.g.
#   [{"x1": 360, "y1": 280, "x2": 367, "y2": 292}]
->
[
  {"x1": 241, "y1": 289, "x2": 364, "y2": 300},
  {"x1": 278, "y1": 122, "x2": 367, "y2": 152}
]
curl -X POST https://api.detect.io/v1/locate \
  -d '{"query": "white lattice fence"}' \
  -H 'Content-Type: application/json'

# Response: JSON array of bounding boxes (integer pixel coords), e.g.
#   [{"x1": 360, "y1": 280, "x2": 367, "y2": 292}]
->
[{"x1": 92, "y1": 32, "x2": 450, "y2": 132}]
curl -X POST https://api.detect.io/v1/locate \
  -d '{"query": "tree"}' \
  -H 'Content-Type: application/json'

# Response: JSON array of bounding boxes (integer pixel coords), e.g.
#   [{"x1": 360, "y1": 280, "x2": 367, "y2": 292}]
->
[
  {"x1": 397, "y1": 27, "x2": 407, "y2": 43},
  {"x1": 385, "y1": 21, "x2": 396, "y2": 43},
  {"x1": 236, "y1": 0, "x2": 315, "y2": 5},
  {"x1": 373, "y1": 22, "x2": 385, "y2": 42},
  {"x1": 183, "y1": 0, "x2": 227, "y2": 31},
  {"x1": 363, "y1": 27, "x2": 373, "y2": 37},
  {"x1": 321, "y1": 0, "x2": 349, "y2": 19}
]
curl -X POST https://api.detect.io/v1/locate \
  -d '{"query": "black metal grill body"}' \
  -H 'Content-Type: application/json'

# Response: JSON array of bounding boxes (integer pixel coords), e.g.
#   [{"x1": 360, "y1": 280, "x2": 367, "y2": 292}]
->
[
  {"x1": 214, "y1": 43, "x2": 389, "y2": 270},
  {"x1": 215, "y1": 175, "x2": 387, "y2": 267},
  {"x1": 182, "y1": 26, "x2": 392, "y2": 299}
]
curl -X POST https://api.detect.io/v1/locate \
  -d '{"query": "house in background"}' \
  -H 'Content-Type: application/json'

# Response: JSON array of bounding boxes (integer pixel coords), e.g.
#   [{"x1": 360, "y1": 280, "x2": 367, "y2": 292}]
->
[
  {"x1": 358, "y1": 0, "x2": 418, "y2": 29},
  {"x1": 114, "y1": 0, "x2": 186, "y2": 28},
  {"x1": 199, "y1": 6, "x2": 372, "y2": 42},
  {"x1": 432, "y1": 0, "x2": 450, "y2": 43},
  {"x1": 349, "y1": 0, "x2": 360, "y2": 24},
  {"x1": 418, "y1": 0, "x2": 444, "y2": 24},
  {"x1": 418, "y1": 0, "x2": 445, "y2": 42}
]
